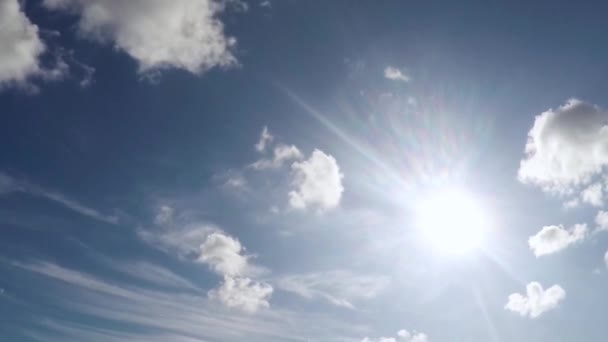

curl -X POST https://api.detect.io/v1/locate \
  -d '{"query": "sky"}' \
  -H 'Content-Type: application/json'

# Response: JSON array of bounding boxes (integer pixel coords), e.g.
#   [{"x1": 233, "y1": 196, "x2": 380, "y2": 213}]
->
[{"x1": 2, "y1": 0, "x2": 608, "y2": 341}]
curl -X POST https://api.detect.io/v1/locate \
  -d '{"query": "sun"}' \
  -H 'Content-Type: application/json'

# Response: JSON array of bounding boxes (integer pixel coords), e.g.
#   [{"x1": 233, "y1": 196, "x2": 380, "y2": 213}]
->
[{"x1": 415, "y1": 188, "x2": 489, "y2": 255}]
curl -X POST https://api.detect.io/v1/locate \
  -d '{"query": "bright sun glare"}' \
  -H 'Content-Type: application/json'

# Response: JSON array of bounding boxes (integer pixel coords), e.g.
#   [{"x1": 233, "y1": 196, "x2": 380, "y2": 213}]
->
[{"x1": 415, "y1": 188, "x2": 489, "y2": 255}]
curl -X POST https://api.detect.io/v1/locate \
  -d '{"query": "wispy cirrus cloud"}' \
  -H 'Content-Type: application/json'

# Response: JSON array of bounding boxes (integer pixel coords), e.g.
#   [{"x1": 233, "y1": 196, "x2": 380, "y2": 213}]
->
[
  {"x1": 276, "y1": 271, "x2": 389, "y2": 309},
  {"x1": 8, "y1": 259, "x2": 363, "y2": 341},
  {"x1": 0, "y1": 172, "x2": 118, "y2": 224}
]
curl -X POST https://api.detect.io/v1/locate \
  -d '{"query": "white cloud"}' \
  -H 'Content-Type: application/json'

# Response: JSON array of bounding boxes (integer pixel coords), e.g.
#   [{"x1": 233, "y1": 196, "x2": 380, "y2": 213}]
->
[
  {"x1": 384, "y1": 66, "x2": 410, "y2": 82},
  {"x1": 595, "y1": 210, "x2": 608, "y2": 232},
  {"x1": 505, "y1": 282, "x2": 566, "y2": 318},
  {"x1": 276, "y1": 271, "x2": 389, "y2": 309},
  {"x1": 0, "y1": 0, "x2": 46, "y2": 86},
  {"x1": 251, "y1": 144, "x2": 303, "y2": 169},
  {"x1": 208, "y1": 276, "x2": 273, "y2": 313},
  {"x1": 199, "y1": 232, "x2": 249, "y2": 277},
  {"x1": 363, "y1": 329, "x2": 429, "y2": 342},
  {"x1": 562, "y1": 198, "x2": 580, "y2": 209},
  {"x1": 581, "y1": 182, "x2": 603, "y2": 207},
  {"x1": 255, "y1": 126, "x2": 274, "y2": 152},
  {"x1": 138, "y1": 217, "x2": 271, "y2": 312},
  {"x1": 528, "y1": 224, "x2": 587, "y2": 257},
  {"x1": 42, "y1": 0, "x2": 237, "y2": 74},
  {"x1": 288, "y1": 149, "x2": 344, "y2": 210},
  {"x1": 259, "y1": 0, "x2": 272, "y2": 8},
  {"x1": 154, "y1": 205, "x2": 174, "y2": 225},
  {"x1": 518, "y1": 99, "x2": 608, "y2": 193}
]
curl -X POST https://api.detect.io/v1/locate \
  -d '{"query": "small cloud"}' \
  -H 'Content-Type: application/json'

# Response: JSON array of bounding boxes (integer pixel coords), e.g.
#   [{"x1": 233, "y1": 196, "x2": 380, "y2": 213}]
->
[
  {"x1": 251, "y1": 144, "x2": 303, "y2": 169},
  {"x1": 562, "y1": 198, "x2": 580, "y2": 209},
  {"x1": 154, "y1": 205, "x2": 174, "y2": 225},
  {"x1": 255, "y1": 126, "x2": 274, "y2": 152},
  {"x1": 528, "y1": 224, "x2": 587, "y2": 256},
  {"x1": 208, "y1": 275, "x2": 273, "y2": 313},
  {"x1": 288, "y1": 149, "x2": 344, "y2": 211},
  {"x1": 363, "y1": 329, "x2": 429, "y2": 342},
  {"x1": 595, "y1": 210, "x2": 608, "y2": 232},
  {"x1": 581, "y1": 182, "x2": 603, "y2": 207},
  {"x1": 505, "y1": 282, "x2": 566, "y2": 318},
  {"x1": 259, "y1": 0, "x2": 272, "y2": 8},
  {"x1": 384, "y1": 66, "x2": 410, "y2": 82}
]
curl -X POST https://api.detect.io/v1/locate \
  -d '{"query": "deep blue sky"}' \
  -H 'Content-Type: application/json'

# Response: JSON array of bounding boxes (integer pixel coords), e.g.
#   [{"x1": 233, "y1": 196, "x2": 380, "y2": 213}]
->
[{"x1": 2, "y1": 1, "x2": 608, "y2": 341}]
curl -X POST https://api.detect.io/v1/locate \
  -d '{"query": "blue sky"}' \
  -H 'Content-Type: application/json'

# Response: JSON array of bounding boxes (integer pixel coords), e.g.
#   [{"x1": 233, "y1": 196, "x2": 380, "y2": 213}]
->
[{"x1": 3, "y1": 0, "x2": 608, "y2": 341}]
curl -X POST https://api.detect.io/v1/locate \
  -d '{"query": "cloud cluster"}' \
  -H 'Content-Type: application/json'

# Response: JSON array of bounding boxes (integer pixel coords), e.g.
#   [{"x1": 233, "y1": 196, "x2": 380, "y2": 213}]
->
[
  {"x1": 518, "y1": 99, "x2": 608, "y2": 194},
  {"x1": 140, "y1": 206, "x2": 272, "y2": 313},
  {"x1": 0, "y1": 0, "x2": 46, "y2": 86},
  {"x1": 505, "y1": 282, "x2": 566, "y2": 318},
  {"x1": 362, "y1": 329, "x2": 429, "y2": 342},
  {"x1": 528, "y1": 224, "x2": 587, "y2": 257},
  {"x1": 250, "y1": 127, "x2": 344, "y2": 211},
  {"x1": 42, "y1": 0, "x2": 237, "y2": 74}
]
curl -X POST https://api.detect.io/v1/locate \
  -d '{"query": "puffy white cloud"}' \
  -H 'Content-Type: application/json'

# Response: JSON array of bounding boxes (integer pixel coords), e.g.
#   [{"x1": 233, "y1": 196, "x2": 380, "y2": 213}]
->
[
  {"x1": 518, "y1": 99, "x2": 608, "y2": 193},
  {"x1": 581, "y1": 182, "x2": 603, "y2": 207},
  {"x1": 276, "y1": 271, "x2": 389, "y2": 309},
  {"x1": 138, "y1": 216, "x2": 272, "y2": 312},
  {"x1": 595, "y1": 210, "x2": 608, "y2": 232},
  {"x1": 288, "y1": 149, "x2": 344, "y2": 210},
  {"x1": 384, "y1": 66, "x2": 409, "y2": 82},
  {"x1": 208, "y1": 275, "x2": 273, "y2": 313},
  {"x1": 251, "y1": 144, "x2": 303, "y2": 169},
  {"x1": 42, "y1": 0, "x2": 237, "y2": 74},
  {"x1": 199, "y1": 232, "x2": 249, "y2": 277},
  {"x1": 363, "y1": 329, "x2": 429, "y2": 342},
  {"x1": 0, "y1": 0, "x2": 46, "y2": 86},
  {"x1": 505, "y1": 282, "x2": 566, "y2": 318},
  {"x1": 528, "y1": 224, "x2": 587, "y2": 257},
  {"x1": 255, "y1": 126, "x2": 273, "y2": 152}
]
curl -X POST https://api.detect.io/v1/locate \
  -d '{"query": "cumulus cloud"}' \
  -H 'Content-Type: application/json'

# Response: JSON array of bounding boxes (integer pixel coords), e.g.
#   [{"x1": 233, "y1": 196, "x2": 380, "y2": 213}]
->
[
  {"x1": 288, "y1": 149, "x2": 344, "y2": 210},
  {"x1": 208, "y1": 275, "x2": 273, "y2": 313},
  {"x1": 363, "y1": 329, "x2": 429, "y2": 342},
  {"x1": 0, "y1": 0, "x2": 46, "y2": 86},
  {"x1": 139, "y1": 211, "x2": 272, "y2": 312},
  {"x1": 505, "y1": 282, "x2": 566, "y2": 318},
  {"x1": 251, "y1": 144, "x2": 303, "y2": 169},
  {"x1": 581, "y1": 182, "x2": 603, "y2": 207},
  {"x1": 255, "y1": 126, "x2": 273, "y2": 152},
  {"x1": 595, "y1": 210, "x2": 608, "y2": 232},
  {"x1": 518, "y1": 99, "x2": 608, "y2": 193},
  {"x1": 199, "y1": 232, "x2": 250, "y2": 277},
  {"x1": 276, "y1": 271, "x2": 389, "y2": 309},
  {"x1": 384, "y1": 66, "x2": 410, "y2": 82},
  {"x1": 42, "y1": 0, "x2": 237, "y2": 74},
  {"x1": 528, "y1": 224, "x2": 587, "y2": 257}
]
